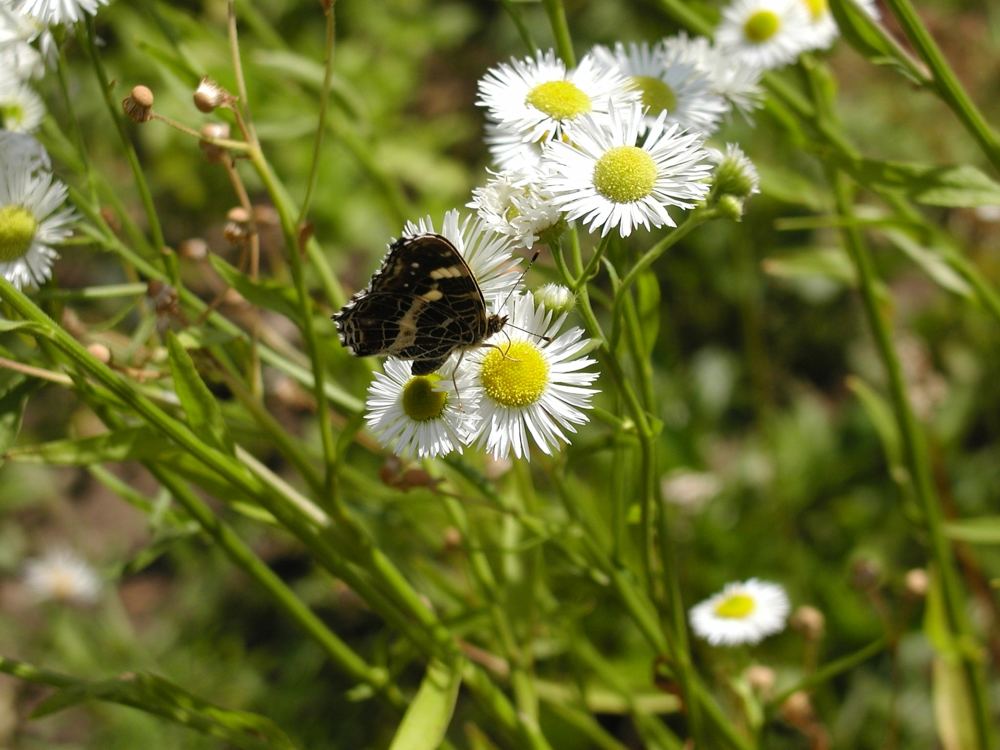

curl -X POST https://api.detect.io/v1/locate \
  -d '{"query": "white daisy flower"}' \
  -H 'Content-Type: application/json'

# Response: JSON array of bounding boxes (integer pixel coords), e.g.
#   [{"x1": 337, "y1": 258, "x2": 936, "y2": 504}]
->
[
  {"x1": 660, "y1": 33, "x2": 766, "y2": 120},
  {"x1": 465, "y1": 293, "x2": 598, "y2": 459},
  {"x1": 591, "y1": 41, "x2": 727, "y2": 135},
  {"x1": 797, "y1": 0, "x2": 839, "y2": 51},
  {"x1": 477, "y1": 49, "x2": 639, "y2": 145},
  {"x1": 467, "y1": 167, "x2": 562, "y2": 249},
  {"x1": 485, "y1": 122, "x2": 546, "y2": 172},
  {"x1": 12, "y1": 0, "x2": 109, "y2": 26},
  {"x1": 0, "y1": 130, "x2": 51, "y2": 172},
  {"x1": 23, "y1": 548, "x2": 101, "y2": 605},
  {"x1": 543, "y1": 104, "x2": 712, "y2": 237},
  {"x1": 690, "y1": 578, "x2": 791, "y2": 646},
  {"x1": 716, "y1": 0, "x2": 812, "y2": 70},
  {"x1": 365, "y1": 356, "x2": 478, "y2": 458},
  {"x1": 0, "y1": 158, "x2": 75, "y2": 290},
  {"x1": 404, "y1": 209, "x2": 522, "y2": 304},
  {"x1": 0, "y1": 75, "x2": 45, "y2": 133}
]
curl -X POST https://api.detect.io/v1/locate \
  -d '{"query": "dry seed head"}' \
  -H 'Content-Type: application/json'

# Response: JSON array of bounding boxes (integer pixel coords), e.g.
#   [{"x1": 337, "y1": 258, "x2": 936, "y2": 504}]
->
[
  {"x1": 193, "y1": 77, "x2": 233, "y2": 113},
  {"x1": 86, "y1": 342, "x2": 111, "y2": 364},
  {"x1": 904, "y1": 568, "x2": 929, "y2": 598},
  {"x1": 745, "y1": 664, "x2": 776, "y2": 695},
  {"x1": 224, "y1": 206, "x2": 252, "y2": 245},
  {"x1": 122, "y1": 85, "x2": 154, "y2": 123},
  {"x1": 780, "y1": 691, "x2": 814, "y2": 727},
  {"x1": 178, "y1": 237, "x2": 208, "y2": 260}
]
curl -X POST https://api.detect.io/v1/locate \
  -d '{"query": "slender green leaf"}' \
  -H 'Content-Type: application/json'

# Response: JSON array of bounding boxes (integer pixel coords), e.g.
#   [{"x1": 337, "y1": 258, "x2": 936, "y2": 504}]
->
[
  {"x1": 839, "y1": 158, "x2": 1000, "y2": 207},
  {"x1": 634, "y1": 271, "x2": 660, "y2": 356},
  {"x1": 32, "y1": 671, "x2": 296, "y2": 750},
  {"x1": 879, "y1": 228, "x2": 974, "y2": 299},
  {"x1": 761, "y1": 247, "x2": 856, "y2": 286},
  {"x1": 6, "y1": 427, "x2": 169, "y2": 464},
  {"x1": 0, "y1": 378, "x2": 39, "y2": 462},
  {"x1": 944, "y1": 517, "x2": 1000, "y2": 545},
  {"x1": 166, "y1": 331, "x2": 235, "y2": 454},
  {"x1": 846, "y1": 376, "x2": 903, "y2": 472},
  {"x1": 388, "y1": 660, "x2": 461, "y2": 750}
]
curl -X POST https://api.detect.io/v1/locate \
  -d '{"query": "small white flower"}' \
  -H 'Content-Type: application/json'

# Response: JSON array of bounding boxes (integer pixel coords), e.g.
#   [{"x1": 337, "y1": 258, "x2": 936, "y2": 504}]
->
[
  {"x1": 465, "y1": 294, "x2": 598, "y2": 459},
  {"x1": 485, "y1": 122, "x2": 546, "y2": 172},
  {"x1": 0, "y1": 76, "x2": 45, "y2": 133},
  {"x1": 797, "y1": 0, "x2": 882, "y2": 52},
  {"x1": 404, "y1": 209, "x2": 522, "y2": 304},
  {"x1": 661, "y1": 33, "x2": 766, "y2": 120},
  {"x1": 23, "y1": 548, "x2": 101, "y2": 605},
  {"x1": 12, "y1": 0, "x2": 109, "y2": 26},
  {"x1": 690, "y1": 578, "x2": 790, "y2": 646},
  {"x1": 477, "y1": 49, "x2": 639, "y2": 145},
  {"x1": 543, "y1": 104, "x2": 712, "y2": 237},
  {"x1": 592, "y1": 41, "x2": 727, "y2": 135},
  {"x1": 0, "y1": 34, "x2": 44, "y2": 80},
  {"x1": 467, "y1": 167, "x2": 562, "y2": 249},
  {"x1": 365, "y1": 356, "x2": 478, "y2": 458},
  {"x1": 0, "y1": 157, "x2": 75, "y2": 290},
  {"x1": 716, "y1": 0, "x2": 812, "y2": 70},
  {"x1": 0, "y1": 130, "x2": 50, "y2": 172}
]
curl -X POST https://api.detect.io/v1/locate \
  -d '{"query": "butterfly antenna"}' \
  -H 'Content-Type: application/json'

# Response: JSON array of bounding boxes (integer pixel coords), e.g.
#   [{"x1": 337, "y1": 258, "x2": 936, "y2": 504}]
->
[
  {"x1": 497, "y1": 249, "x2": 541, "y2": 313},
  {"x1": 505, "y1": 322, "x2": 552, "y2": 343}
]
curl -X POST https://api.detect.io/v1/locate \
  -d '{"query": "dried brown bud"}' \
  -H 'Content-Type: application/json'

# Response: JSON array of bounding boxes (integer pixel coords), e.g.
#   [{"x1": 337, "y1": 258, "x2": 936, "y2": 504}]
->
[
  {"x1": 790, "y1": 605, "x2": 825, "y2": 641},
  {"x1": 86, "y1": 342, "x2": 112, "y2": 364},
  {"x1": 224, "y1": 207, "x2": 252, "y2": 246},
  {"x1": 252, "y1": 204, "x2": 279, "y2": 227},
  {"x1": 193, "y1": 77, "x2": 233, "y2": 113},
  {"x1": 850, "y1": 557, "x2": 883, "y2": 592},
  {"x1": 779, "y1": 691, "x2": 814, "y2": 727},
  {"x1": 199, "y1": 122, "x2": 231, "y2": 164},
  {"x1": 442, "y1": 526, "x2": 462, "y2": 551},
  {"x1": 904, "y1": 568, "x2": 929, "y2": 599},
  {"x1": 745, "y1": 665, "x2": 776, "y2": 696},
  {"x1": 122, "y1": 85, "x2": 154, "y2": 123}
]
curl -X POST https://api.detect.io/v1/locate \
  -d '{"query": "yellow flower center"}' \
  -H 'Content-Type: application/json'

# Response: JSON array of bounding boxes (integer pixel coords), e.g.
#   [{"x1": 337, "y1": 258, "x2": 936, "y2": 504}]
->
[
  {"x1": 802, "y1": 0, "x2": 827, "y2": 20},
  {"x1": 525, "y1": 80, "x2": 592, "y2": 121},
  {"x1": 714, "y1": 593, "x2": 757, "y2": 619},
  {"x1": 480, "y1": 341, "x2": 549, "y2": 408},
  {"x1": 401, "y1": 374, "x2": 448, "y2": 421},
  {"x1": 593, "y1": 146, "x2": 657, "y2": 203},
  {"x1": 0, "y1": 205, "x2": 38, "y2": 263},
  {"x1": 630, "y1": 75, "x2": 677, "y2": 114},
  {"x1": 744, "y1": 10, "x2": 781, "y2": 43}
]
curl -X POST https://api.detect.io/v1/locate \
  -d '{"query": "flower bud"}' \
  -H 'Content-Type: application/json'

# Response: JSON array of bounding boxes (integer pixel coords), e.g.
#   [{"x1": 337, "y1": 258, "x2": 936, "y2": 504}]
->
[
  {"x1": 790, "y1": 605, "x2": 825, "y2": 641},
  {"x1": 745, "y1": 664, "x2": 776, "y2": 696},
  {"x1": 904, "y1": 568, "x2": 929, "y2": 598},
  {"x1": 533, "y1": 282, "x2": 575, "y2": 314},
  {"x1": 710, "y1": 143, "x2": 760, "y2": 200},
  {"x1": 716, "y1": 194, "x2": 745, "y2": 222},
  {"x1": 193, "y1": 77, "x2": 233, "y2": 113},
  {"x1": 199, "y1": 122, "x2": 231, "y2": 164}
]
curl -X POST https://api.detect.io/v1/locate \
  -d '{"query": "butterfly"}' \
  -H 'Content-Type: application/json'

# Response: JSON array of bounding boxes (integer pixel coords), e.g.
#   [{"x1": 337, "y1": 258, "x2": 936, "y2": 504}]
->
[{"x1": 333, "y1": 233, "x2": 508, "y2": 375}]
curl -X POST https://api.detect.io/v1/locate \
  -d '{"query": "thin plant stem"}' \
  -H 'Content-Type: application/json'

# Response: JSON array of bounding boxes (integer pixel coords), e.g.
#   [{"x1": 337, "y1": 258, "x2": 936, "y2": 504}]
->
[
  {"x1": 299, "y1": 0, "x2": 337, "y2": 224},
  {"x1": 541, "y1": 0, "x2": 576, "y2": 67},
  {"x1": 882, "y1": 0, "x2": 1000, "y2": 172}
]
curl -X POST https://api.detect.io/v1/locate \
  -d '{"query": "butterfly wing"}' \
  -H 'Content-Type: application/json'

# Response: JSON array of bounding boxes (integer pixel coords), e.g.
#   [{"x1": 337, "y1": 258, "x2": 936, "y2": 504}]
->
[{"x1": 333, "y1": 234, "x2": 489, "y2": 372}]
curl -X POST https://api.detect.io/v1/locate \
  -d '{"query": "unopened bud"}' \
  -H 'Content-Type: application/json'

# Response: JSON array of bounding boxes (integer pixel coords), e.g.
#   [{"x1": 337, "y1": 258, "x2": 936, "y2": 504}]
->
[
  {"x1": 193, "y1": 77, "x2": 232, "y2": 113},
  {"x1": 851, "y1": 557, "x2": 883, "y2": 591},
  {"x1": 780, "y1": 691, "x2": 814, "y2": 727},
  {"x1": 904, "y1": 568, "x2": 929, "y2": 598},
  {"x1": 86, "y1": 342, "x2": 111, "y2": 364},
  {"x1": 716, "y1": 194, "x2": 745, "y2": 222},
  {"x1": 533, "y1": 282, "x2": 575, "y2": 314},
  {"x1": 178, "y1": 237, "x2": 208, "y2": 260},
  {"x1": 122, "y1": 85, "x2": 154, "y2": 123},
  {"x1": 710, "y1": 143, "x2": 760, "y2": 200},
  {"x1": 745, "y1": 664, "x2": 776, "y2": 695},
  {"x1": 790, "y1": 605, "x2": 825, "y2": 641}
]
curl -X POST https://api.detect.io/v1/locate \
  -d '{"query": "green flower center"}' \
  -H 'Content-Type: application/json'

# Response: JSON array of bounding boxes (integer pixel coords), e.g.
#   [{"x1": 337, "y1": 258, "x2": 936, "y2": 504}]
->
[
  {"x1": 480, "y1": 341, "x2": 549, "y2": 408},
  {"x1": 593, "y1": 146, "x2": 657, "y2": 203},
  {"x1": 0, "y1": 102, "x2": 25, "y2": 129},
  {"x1": 525, "y1": 80, "x2": 592, "y2": 121},
  {"x1": 802, "y1": 0, "x2": 827, "y2": 20},
  {"x1": 714, "y1": 593, "x2": 757, "y2": 619},
  {"x1": 401, "y1": 374, "x2": 448, "y2": 421},
  {"x1": 0, "y1": 205, "x2": 38, "y2": 263},
  {"x1": 744, "y1": 10, "x2": 781, "y2": 43},
  {"x1": 630, "y1": 75, "x2": 677, "y2": 114}
]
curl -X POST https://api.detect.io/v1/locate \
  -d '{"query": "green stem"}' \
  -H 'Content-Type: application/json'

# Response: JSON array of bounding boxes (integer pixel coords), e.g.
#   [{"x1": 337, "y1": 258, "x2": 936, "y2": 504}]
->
[
  {"x1": 298, "y1": 0, "x2": 337, "y2": 224},
  {"x1": 882, "y1": 0, "x2": 1000, "y2": 172},
  {"x1": 541, "y1": 0, "x2": 575, "y2": 67},
  {"x1": 82, "y1": 20, "x2": 176, "y2": 285},
  {"x1": 769, "y1": 637, "x2": 888, "y2": 709},
  {"x1": 831, "y1": 173, "x2": 992, "y2": 750}
]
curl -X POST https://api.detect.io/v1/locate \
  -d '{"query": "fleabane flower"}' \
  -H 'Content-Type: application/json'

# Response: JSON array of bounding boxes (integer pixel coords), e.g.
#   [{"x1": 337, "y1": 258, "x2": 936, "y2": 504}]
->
[
  {"x1": 660, "y1": 33, "x2": 765, "y2": 120},
  {"x1": 709, "y1": 143, "x2": 760, "y2": 199},
  {"x1": 365, "y1": 356, "x2": 478, "y2": 458},
  {"x1": 467, "y1": 167, "x2": 562, "y2": 249},
  {"x1": 0, "y1": 156, "x2": 75, "y2": 290},
  {"x1": 404, "y1": 209, "x2": 522, "y2": 304},
  {"x1": 23, "y1": 548, "x2": 101, "y2": 605},
  {"x1": 13, "y1": 0, "x2": 109, "y2": 26},
  {"x1": 476, "y1": 49, "x2": 638, "y2": 145},
  {"x1": 592, "y1": 41, "x2": 726, "y2": 135},
  {"x1": 485, "y1": 122, "x2": 546, "y2": 171},
  {"x1": 0, "y1": 130, "x2": 50, "y2": 172},
  {"x1": 465, "y1": 294, "x2": 598, "y2": 459},
  {"x1": 690, "y1": 578, "x2": 790, "y2": 646},
  {"x1": 543, "y1": 104, "x2": 712, "y2": 237},
  {"x1": 798, "y1": 0, "x2": 881, "y2": 52},
  {"x1": 716, "y1": 0, "x2": 812, "y2": 70},
  {"x1": 0, "y1": 76, "x2": 45, "y2": 133}
]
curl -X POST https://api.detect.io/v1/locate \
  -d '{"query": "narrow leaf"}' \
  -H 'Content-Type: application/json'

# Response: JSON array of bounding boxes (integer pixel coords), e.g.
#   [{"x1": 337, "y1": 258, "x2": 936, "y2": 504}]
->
[
  {"x1": 388, "y1": 660, "x2": 461, "y2": 750},
  {"x1": 0, "y1": 378, "x2": 39, "y2": 461},
  {"x1": 839, "y1": 158, "x2": 1000, "y2": 208},
  {"x1": 634, "y1": 271, "x2": 660, "y2": 356},
  {"x1": 879, "y1": 228, "x2": 974, "y2": 299},
  {"x1": 846, "y1": 376, "x2": 903, "y2": 471},
  {"x1": 6, "y1": 427, "x2": 169, "y2": 464},
  {"x1": 944, "y1": 517, "x2": 1000, "y2": 545},
  {"x1": 166, "y1": 331, "x2": 234, "y2": 454},
  {"x1": 209, "y1": 255, "x2": 304, "y2": 324}
]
